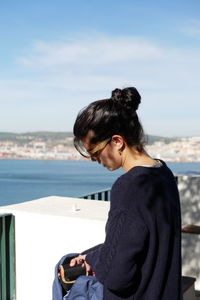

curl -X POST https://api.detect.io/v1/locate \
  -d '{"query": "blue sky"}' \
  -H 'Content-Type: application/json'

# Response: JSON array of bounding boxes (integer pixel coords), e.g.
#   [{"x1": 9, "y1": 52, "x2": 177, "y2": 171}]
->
[{"x1": 0, "y1": 0, "x2": 200, "y2": 137}]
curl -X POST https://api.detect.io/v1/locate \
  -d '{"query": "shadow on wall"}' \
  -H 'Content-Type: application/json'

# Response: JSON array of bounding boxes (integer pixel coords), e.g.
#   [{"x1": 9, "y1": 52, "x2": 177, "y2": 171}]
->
[{"x1": 178, "y1": 176, "x2": 200, "y2": 287}]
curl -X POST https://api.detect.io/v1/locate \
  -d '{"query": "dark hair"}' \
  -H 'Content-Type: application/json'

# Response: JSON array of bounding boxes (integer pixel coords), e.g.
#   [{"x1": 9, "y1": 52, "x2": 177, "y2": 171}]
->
[{"x1": 73, "y1": 87, "x2": 145, "y2": 156}]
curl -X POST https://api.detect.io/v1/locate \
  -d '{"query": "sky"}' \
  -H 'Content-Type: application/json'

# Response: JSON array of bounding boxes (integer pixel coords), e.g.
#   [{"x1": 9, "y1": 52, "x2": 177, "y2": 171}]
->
[{"x1": 0, "y1": 0, "x2": 200, "y2": 137}]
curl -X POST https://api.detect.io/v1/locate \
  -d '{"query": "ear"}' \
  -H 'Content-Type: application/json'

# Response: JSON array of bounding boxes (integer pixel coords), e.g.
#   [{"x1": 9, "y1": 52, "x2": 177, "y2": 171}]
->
[{"x1": 111, "y1": 135, "x2": 125, "y2": 149}]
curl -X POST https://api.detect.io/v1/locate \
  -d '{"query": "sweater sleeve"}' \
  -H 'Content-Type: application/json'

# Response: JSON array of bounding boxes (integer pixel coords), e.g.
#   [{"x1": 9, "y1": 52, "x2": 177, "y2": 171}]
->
[{"x1": 86, "y1": 207, "x2": 149, "y2": 292}]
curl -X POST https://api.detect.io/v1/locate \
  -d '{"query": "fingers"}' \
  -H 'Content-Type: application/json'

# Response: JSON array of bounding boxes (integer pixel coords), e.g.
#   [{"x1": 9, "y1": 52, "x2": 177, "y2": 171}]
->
[
  {"x1": 69, "y1": 255, "x2": 86, "y2": 267},
  {"x1": 84, "y1": 261, "x2": 91, "y2": 273},
  {"x1": 69, "y1": 258, "x2": 76, "y2": 267},
  {"x1": 69, "y1": 255, "x2": 93, "y2": 276}
]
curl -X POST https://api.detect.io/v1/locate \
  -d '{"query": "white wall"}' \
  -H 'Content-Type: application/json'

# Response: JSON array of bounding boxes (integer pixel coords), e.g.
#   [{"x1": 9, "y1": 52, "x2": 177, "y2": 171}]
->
[{"x1": 0, "y1": 196, "x2": 109, "y2": 300}]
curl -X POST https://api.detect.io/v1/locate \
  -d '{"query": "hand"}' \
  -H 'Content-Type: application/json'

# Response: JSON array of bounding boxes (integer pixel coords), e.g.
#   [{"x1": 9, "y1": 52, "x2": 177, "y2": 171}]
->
[{"x1": 70, "y1": 255, "x2": 92, "y2": 273}]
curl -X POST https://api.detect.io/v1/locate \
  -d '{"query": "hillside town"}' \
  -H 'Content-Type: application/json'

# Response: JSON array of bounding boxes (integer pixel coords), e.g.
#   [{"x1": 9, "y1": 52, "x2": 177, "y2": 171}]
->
[
  {"x1": 146, "y1": 136, "x2": 200, "y2": 162},
  {"x1": 0, "y1": 133, "x2": 199, "y2": 162}
]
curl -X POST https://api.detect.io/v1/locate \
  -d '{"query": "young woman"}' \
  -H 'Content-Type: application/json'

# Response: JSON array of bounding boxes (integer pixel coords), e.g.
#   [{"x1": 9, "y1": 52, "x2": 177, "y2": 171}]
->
[{"x1": 70, "y1": 87, "x2": 182, "y2": 299}]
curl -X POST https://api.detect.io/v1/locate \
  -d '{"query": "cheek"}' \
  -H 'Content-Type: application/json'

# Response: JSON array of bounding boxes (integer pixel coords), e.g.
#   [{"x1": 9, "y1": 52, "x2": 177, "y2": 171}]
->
[{"x1": 101, "y1": 148, "x2": 121, "y2": 165}]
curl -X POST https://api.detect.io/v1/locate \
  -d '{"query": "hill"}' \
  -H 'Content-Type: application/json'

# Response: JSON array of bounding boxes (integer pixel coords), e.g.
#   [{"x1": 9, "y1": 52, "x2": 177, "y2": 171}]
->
[
  {"x1": 0, "y1": 131, "x2": 73, "y2": 144},
  {"x1": 0, "y1": 132, "x2": 176, "y2": 145}
]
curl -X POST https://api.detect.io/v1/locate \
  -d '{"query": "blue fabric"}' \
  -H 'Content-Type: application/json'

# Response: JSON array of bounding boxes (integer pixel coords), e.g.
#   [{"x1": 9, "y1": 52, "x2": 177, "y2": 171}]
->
[
  {"x1": 52, "y1": 253, "x2": 77, "y2": 300},
  {"x1": 64, "y1": 276, "x2": 103, "y2": 300},
  {"x1": 52, "y1": 253, "x2": 103, "y2": 300}
]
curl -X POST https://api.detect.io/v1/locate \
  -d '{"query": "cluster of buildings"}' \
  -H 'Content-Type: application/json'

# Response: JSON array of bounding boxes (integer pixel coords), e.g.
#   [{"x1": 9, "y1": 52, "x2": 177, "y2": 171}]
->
[
  {"x1": 0, "y1": 137, "x2": 81, "y2": 160},
  {"x1": 0, "y1": 136, "x2": 200, "y2": 162},
  {"x1": 146, "y1": 136, "x2": 200, "y2": 162}
]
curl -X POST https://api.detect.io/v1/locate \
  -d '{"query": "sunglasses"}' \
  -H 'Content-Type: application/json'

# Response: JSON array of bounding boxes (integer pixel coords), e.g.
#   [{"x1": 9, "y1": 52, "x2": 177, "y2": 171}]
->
[{"x1": 87, "y1": 138, "x2": 111, "y2": 160}]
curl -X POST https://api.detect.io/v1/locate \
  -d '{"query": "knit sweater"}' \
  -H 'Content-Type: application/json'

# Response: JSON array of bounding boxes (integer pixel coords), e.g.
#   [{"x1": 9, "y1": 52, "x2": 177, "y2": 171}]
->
[{"x1": 85, "y1": 160, "x2": 182, "y2": 300}]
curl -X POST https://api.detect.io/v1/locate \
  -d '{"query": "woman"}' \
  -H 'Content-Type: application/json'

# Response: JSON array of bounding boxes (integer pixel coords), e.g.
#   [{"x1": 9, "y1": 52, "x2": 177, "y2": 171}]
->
[{"x1": 70, "y1": 87, "x2": 182, "y2": 299}]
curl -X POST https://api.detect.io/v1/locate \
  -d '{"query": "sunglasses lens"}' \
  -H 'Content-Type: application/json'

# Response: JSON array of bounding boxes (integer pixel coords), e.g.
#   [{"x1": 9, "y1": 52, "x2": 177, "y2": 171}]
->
[{"x1": 87, "y1": 138, "x2": 111, "y2": 160}]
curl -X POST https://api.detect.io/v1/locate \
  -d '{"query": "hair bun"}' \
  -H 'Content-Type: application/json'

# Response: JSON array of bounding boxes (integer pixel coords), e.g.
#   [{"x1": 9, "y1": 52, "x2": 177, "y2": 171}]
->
[
  {"x1": 111, "y1": 87, "x2": 141, "y2": 111},
  {"x1": 111, "y1": 88, "x2": 122, "y2": 101}
]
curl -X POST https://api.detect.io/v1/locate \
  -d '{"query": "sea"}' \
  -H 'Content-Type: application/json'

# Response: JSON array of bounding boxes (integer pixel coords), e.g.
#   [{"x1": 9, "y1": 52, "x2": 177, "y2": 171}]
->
[{"x1": 0, "y1": 159, "x2": 200, "y2": 206}]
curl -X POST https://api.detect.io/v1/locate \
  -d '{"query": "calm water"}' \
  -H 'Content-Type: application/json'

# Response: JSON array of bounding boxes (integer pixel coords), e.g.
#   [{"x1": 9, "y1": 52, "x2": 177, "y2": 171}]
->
[{"x1": 0, "y1": 160, "x2": 200, "y2": 206}]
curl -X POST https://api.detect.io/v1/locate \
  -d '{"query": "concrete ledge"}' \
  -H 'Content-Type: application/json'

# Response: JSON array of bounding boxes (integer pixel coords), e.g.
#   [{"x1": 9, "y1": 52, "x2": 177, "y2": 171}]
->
[
  {"x1": 0, "y1": 196, "x2": 109, "y2": 300},
  {"x1": 0, "y1": 195, "x2": 110, "y2": 220}
]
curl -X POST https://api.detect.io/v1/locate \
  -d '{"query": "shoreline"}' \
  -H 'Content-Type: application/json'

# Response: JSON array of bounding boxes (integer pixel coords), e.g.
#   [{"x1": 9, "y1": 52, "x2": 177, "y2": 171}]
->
[{"x1": 0, "y1": 157, "x2": 200, "y2": 163}]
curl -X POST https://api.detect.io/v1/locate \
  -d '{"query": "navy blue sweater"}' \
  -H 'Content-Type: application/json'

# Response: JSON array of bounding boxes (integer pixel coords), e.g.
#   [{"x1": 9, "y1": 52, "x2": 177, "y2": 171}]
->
[{"x1": 85, "y1": 161, "x2": 182, "y2": 299}]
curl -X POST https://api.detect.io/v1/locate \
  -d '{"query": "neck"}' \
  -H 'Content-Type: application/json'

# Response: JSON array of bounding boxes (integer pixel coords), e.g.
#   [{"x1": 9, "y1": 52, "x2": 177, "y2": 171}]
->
[{"x1": 121, "y1": 148, "x2": 157, "y2": 172}]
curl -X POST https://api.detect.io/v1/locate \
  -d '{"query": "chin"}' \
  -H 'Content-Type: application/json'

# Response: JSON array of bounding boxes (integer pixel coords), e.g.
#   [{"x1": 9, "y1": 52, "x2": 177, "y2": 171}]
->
[
  {"x1": 106, "y1": 166, "x2": 119, "y2": 171},
  {"x1": 103, "y1": 165, "x2": 112, "y2": 171}
]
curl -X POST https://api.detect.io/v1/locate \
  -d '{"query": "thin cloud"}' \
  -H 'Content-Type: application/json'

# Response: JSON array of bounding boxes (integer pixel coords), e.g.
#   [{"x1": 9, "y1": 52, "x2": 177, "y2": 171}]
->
[
  {"x1": 1, "y1": 33, "x2": 200, "y2": 135},
  {"x1": 4, "y1": 31, "x2": 200, "y2": 95},
  {"x1": 19, "y1": 35, "x2": 164, "y2": 68},
  {"x1": 181, "y1": 19, "x2": 200, "y2": 39},
  {"x1": 17, "y1": 33, "x2": 200, "y2": 81},
  {"x1": 3, "y1": 31, "x2": 200, "y2": 101}
]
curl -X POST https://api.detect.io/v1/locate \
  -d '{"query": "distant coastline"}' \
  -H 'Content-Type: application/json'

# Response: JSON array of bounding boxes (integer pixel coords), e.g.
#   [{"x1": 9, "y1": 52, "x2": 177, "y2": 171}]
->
[{"x1": 0, "y1": 132, "x2": 200, "y2": 162}]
